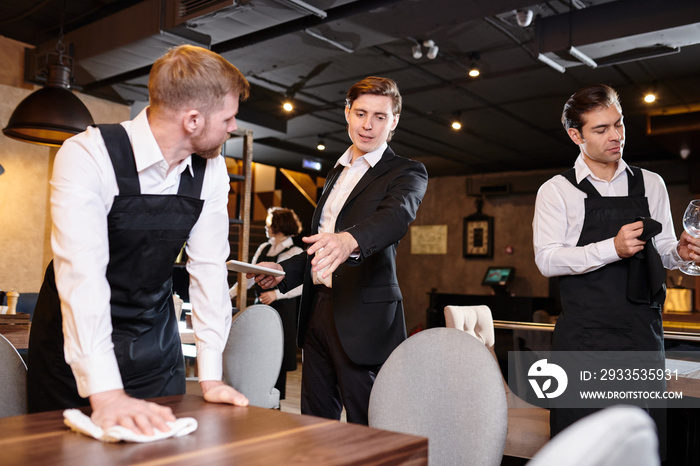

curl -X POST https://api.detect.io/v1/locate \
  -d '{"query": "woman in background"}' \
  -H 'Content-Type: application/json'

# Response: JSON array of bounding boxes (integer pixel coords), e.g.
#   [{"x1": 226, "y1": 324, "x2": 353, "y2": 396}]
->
[{"x1": 230, "y1": 207, "x2": 303, "y2": 399}]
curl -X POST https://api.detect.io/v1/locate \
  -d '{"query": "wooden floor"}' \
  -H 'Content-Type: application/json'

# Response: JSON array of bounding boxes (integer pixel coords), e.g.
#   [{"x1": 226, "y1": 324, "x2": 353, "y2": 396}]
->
[{"x1": 279, "y1": 364, "x2": 302, "y2": 415}]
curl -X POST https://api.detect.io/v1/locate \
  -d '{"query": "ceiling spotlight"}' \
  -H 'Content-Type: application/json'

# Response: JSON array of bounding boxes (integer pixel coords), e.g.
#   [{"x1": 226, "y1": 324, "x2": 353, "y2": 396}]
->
[
  {"x1": 467, "y1": 52, "x2": 481, "y2": 77},
  {"x1": 282, "y1": 100, "x2": 294, "y2": 112},
  {"x1": 680, "y1": 144, "x2": 691, "y2": 160},
  {"x1": 515, "y1": 9, "x2": 534, "y2": 27},
  {"x1": 644, "y1": 93, "x2": 656, "y2": 103},
  {"x1": 411, "y1": 44, "x2": 422, "y2": 59},
  {"x1": 423, "y1": 40, "x2": 439, "y2": 60},
  {"x1": 451, "y1": 112, "x2": 462, "y2": 130},
  {"x1": 317, "y1": 140, "x2": 326, "y2": 151}
]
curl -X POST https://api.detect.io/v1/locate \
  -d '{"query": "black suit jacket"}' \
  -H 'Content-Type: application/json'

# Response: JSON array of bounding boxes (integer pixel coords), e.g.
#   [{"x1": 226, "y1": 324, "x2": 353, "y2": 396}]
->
[{"x1": 279, "y1": 146, "x2": 428, "y2": 366}]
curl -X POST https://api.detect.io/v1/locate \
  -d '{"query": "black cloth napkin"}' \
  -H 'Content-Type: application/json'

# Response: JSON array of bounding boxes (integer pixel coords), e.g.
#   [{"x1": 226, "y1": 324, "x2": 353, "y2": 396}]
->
[{"x1": 627, "y1": 217, "x2": 666, "y2": 306}]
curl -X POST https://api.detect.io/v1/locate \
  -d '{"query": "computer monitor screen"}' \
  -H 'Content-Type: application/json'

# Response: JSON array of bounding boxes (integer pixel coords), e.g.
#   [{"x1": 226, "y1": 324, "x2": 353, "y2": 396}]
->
[{"x1": 481, "y1": 266, "x2": 515, "y2": 287}]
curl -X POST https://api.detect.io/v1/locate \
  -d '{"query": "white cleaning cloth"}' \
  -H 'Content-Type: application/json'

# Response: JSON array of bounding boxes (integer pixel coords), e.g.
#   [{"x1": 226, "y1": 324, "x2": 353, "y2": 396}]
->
[{"x1": 63, "y1": 409, "x2": 198, "y2": 443}]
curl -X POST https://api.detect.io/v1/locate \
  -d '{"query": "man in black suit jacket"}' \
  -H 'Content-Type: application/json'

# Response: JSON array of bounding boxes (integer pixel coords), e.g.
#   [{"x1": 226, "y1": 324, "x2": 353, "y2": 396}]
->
[{"x1": 253, "y1": 76, "x2": 428, "y2": 424}]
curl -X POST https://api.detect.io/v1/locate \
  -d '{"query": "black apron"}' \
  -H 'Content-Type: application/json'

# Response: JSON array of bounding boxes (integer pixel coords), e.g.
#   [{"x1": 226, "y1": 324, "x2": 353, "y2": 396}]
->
[
  {"x1": 550, "y1": 166, "x2": 665, "y2": 438},
  {"x1": 255, "y1": 243, "x2": 299, "y2": 372},
  {"x1": 27, "y1": 124, "x2": 206, "y2": 413}
]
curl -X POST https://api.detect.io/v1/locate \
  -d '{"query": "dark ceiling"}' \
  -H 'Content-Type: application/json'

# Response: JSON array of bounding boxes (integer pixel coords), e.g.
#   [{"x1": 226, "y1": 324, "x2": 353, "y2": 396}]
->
[{"x1": 2, "y1": 0, "x2": 700, "y2": 177}]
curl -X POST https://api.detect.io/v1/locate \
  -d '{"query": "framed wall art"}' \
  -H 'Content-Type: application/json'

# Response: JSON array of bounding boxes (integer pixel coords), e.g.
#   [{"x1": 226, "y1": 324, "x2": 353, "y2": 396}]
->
[{"x1": 463, "y1": 201, "x2": 494, "y2": 259}]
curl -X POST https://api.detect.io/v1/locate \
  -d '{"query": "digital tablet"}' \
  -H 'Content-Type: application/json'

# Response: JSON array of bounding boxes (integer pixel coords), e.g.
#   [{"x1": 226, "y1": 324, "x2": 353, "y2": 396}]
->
[{"x1": 226, "y1": 260, "x2": 286, "y2": 277}]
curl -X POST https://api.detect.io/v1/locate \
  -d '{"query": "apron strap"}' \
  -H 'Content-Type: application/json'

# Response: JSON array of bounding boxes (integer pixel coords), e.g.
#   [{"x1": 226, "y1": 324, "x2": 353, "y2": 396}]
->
[
  {"x1": 627, "y1": 166, "x2": 646, "y2": 197},
  {"x1": 561, "y1": 168, "x2": 599, "y2": 198},
  {"x1": 95, "y1": 124, "x2": 140, "y2": 196},
  {"x1": 177, "y1": 155, "x2": 207, "y2": 198},
  {"x1": 561, "y1": 166, "x2": 646, "y2": 198}
]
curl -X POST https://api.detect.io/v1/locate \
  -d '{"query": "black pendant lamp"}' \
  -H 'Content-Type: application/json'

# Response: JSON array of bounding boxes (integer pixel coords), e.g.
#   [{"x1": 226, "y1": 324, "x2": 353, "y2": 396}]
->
[
  {"x1": 2, "y1": 2, "x2": 94, "y2": 147},
  {"x1": 3, "y1": 62, "x2": 94, "y2": 147}
]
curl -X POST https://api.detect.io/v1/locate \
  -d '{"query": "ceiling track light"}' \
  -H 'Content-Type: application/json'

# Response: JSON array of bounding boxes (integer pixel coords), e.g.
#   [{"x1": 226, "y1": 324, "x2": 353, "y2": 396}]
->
[
  {"x1": 316, "y1": 137, "x2": 326, "y2": 151},
  {"x1": 282, "y1": 98, "x2": 294, "y2": 112},
  {"x1": 423, "y1": 39, "x2": 439, "y2": 60},
  {"x1": 568, "y1": 46, "x2": 598, "y2": 68},
  {"x1": 411, "y1": 44, "x2": 422, "y2": 59},
  {"x1": 515, "y1": 9, "x2": 534, "y2": 27}
]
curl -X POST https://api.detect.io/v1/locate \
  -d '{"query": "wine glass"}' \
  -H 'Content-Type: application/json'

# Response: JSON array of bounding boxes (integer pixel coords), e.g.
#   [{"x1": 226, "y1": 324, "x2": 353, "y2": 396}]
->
[{"x1": 680, "y1": 199, "x2": 700, "y2": 276}]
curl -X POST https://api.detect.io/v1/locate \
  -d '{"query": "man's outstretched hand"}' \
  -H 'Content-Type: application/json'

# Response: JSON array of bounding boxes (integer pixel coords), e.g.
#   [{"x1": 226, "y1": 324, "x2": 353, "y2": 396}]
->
[{"x1": 303, "y1": 232, "x2": 359, "y2": 278}]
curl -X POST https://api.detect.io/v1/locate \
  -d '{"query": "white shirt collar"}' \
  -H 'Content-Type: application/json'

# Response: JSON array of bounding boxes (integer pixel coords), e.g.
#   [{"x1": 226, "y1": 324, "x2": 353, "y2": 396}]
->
[
  {"x1": 131, "y1": 108, "x2": 194, "y2": 177},
  {"x1": 574, "y1": 153, "x2": 631, "y2": 184},
  {"x1": 269, "y1": 236, "x2": 294, "y2": 247},
  {"x1": 334, "y1": 142, "x2": 387, "y2": 168}
]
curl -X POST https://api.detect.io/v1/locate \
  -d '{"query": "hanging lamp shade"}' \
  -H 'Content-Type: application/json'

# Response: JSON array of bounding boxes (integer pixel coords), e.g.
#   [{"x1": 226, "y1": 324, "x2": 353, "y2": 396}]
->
[{"x1": 3, "y1": 62, "x2": 94, "y2": 147}]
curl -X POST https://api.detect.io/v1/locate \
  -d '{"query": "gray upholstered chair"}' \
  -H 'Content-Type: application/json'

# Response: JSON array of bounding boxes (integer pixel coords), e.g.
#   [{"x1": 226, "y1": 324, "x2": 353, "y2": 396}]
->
[
  {"x1": 527, "y1": 405, "x2": 660, "y2": 466},
  {"x1": 222, "y1": 304, "x2": 284, "y2": 409},
  {"x1": 0, "y1": 333, "x2": 27, "y2": 417},
  {"x1": 444, "y1": 304, "x2": 550, "y2": 459},
  {"x1": 368, "y1": 327, "x2": 507, "y2": 466}
]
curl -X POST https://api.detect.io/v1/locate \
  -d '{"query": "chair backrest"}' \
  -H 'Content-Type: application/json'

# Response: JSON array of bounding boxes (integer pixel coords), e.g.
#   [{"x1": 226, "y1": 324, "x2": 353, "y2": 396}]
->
[
  {"x1": 0, "y1": 333, "x2": 27, "y2": 417},
  {"x1": 222, "y1": 304, "x2": 284, "y2": 409},
  {"x1": 444, "y1": 305, "x2": 495, "y2": 349},
  {"x1": 527, "y1": 405, "x2": 660, "y2": 466},
  {"x1": 444, "y1": 303, "x2": 550, "y2": 459},
  {"x1": 368, "y1": 327, "x2": 507, "y2": 466}
]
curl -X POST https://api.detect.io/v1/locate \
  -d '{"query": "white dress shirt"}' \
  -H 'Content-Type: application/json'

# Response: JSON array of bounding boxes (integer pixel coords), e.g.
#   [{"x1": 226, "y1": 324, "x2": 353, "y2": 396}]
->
[
  {"x1": 229, "y1": 235, "x2": 303, "y2": 300},
  {"x1": 51, "y1": 108, "x2": 232, "y2": 398},
  {"x1": 314, "y1": 142, "x2": 387, "y2": 287},
  {"x1": 533, "y1": 154, "x2": 682, "y2": 278}
]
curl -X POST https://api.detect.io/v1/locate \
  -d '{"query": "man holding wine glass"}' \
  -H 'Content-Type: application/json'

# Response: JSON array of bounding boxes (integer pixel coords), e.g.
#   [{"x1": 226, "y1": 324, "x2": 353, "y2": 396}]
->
[
  {"x1": 532, "y1": 84, "x2": 700, "y2": 446},
  {"x1": 680, "y1": 200, "x2": 700, "y2": 275}
]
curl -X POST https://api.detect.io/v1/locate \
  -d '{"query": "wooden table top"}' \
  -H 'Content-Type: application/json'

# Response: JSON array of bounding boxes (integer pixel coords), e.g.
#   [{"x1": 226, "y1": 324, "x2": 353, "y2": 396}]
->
[{"x1": 0, "y1": 395, "x2": 427, "y2": 465}]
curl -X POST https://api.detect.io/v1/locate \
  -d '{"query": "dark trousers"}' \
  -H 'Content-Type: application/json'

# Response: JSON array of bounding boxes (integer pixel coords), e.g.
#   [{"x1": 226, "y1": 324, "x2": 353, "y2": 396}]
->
[{"x1": 301, "y1": 286, "x2": 379, "y2": 425}]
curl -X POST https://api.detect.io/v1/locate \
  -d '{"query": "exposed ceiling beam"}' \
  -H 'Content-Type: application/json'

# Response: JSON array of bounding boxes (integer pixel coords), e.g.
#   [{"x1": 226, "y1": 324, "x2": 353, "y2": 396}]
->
[{"x1": 536, "y1": 0, "x2": 700, "y2": 54}]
